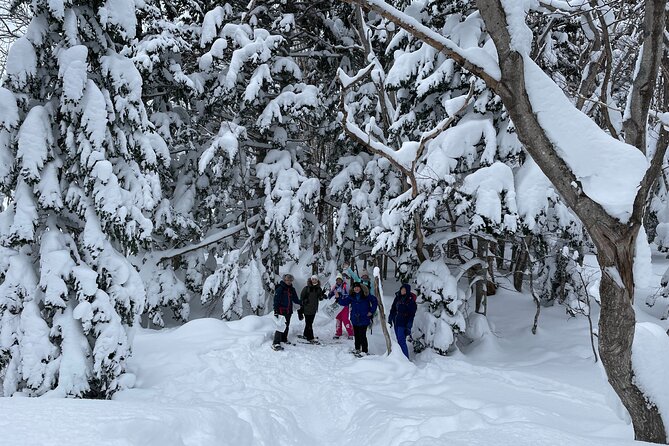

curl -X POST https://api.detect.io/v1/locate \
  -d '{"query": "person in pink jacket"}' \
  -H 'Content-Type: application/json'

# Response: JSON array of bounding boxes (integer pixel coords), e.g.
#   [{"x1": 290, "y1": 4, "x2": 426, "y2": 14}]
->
[{"x1": 328, "y1": 273, "x2": 353, "y2": 339}]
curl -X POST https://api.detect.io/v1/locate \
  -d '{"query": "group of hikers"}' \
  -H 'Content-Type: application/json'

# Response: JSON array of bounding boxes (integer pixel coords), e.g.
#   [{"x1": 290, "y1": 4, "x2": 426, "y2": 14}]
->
[{"x1": 271, "y1": 264, "x2": 418, "y2": 359}]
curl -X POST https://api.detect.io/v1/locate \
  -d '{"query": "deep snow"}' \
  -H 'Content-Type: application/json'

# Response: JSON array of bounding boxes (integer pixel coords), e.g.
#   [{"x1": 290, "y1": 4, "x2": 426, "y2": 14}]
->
[{"x1": 1, "y1": 274, "x2": 668, "y2": 445}]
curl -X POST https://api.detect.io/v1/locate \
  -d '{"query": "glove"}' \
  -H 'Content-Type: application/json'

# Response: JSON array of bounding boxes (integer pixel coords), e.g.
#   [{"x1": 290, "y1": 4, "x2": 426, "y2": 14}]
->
[
  {"x1": 389, "y1": 321, "x2": 393, "y2": 328},
  {"x1": 298, "y1": 309, "x2": 304, "y2": 321}
]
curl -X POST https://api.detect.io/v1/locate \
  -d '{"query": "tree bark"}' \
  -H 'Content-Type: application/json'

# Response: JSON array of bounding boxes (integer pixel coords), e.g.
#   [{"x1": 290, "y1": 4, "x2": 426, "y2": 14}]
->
[
  {"x1": 374, "y1": 274, "x2": 393, "y2": 355},
  {"x1": 513, "y1": 238, "x2": 529, "y2": 293},
  {"x1": 594, "y1": 227, "x2": 666, "y2": 443},
  {"x1": 622, "y1": 0, "x2": 666, "y2": 154},
  {"x1": 475, "y1": 238, "x2": 487, "y2": 314}
]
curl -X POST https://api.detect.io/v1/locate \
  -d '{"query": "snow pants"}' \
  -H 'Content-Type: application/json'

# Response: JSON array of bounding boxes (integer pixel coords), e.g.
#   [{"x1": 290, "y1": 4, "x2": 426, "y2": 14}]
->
[
  {"x1": 335, "y1": 306, "x2": 353, "y2": 337},
  {"x1": 353, "y1": 325, "x2": 369, "y2": 353},
  {"x1": 394, "y1": 325, "x2": 410, "y2": 359},
  {"x1": 303, "y1": 314, "x2": 316, "y2": 341}
]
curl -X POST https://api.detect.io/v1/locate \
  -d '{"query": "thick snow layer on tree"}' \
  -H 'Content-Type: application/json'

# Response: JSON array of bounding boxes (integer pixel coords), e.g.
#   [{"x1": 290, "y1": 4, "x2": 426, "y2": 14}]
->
[
  {"x1": 5, "y1": 37, "x2": 37, "y2": 87},
  {"x1": 460, "y1": 161, "x2": 518, "y2": 232},
  {"x1": 500, "y1": 0, "x2": 537, "y2": 54},
  {"x1": 514, "y1": 157, "x2": 555, "y2": 230},
  {"x1": 365, "y1": 0, "x2": 501, "y2": 80},
  {"x1": 523, "y1": 60, "x2": 647, "y2": 222},
  {"x1": 58, "y1": 45, "x2": 88, "y2": 103},
  {"x1": 1, "y1": 289, "x2": 657, "y2": 445},
  {"x1": 631, "y1": 322, "x2": 669, "y2": 435},
  {"x1": 0, "y1": 87, "x2": 19, "y2": 130},
  {"x1": 17, "y1": 106, "x2": 51, "y2": 183},
  {"x1": 98, "y1": 0, "x2": 137, "y2": 40},
  {"x1": 497, "y1": 1, "x2": 647, "y2": 222}
]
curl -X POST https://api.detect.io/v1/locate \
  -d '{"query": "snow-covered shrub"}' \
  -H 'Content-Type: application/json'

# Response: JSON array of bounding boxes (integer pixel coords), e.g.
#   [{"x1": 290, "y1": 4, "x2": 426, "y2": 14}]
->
[{"x1": 412, "y1": 261, "x2": 467, "y2": 354}]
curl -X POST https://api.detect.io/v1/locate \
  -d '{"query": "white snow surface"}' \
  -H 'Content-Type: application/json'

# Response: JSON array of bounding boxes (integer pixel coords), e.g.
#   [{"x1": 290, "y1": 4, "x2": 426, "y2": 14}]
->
[{"x1": 1, "y1": 286, "x2": 658, "y2": 446}]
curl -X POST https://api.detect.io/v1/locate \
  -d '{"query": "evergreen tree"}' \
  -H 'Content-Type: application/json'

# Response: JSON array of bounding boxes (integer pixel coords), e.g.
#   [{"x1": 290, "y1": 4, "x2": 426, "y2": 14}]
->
[{"x1": 0, "y1": 0, "x2": 168, "y2": 397}]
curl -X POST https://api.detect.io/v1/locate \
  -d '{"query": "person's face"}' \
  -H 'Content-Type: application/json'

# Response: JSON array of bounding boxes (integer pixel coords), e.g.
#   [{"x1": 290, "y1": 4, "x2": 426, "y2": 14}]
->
[
  {"x1": 362, "y1": 275, "x2": 369, "y2": 281},
  {"x1": 311, "y1": 278, "x2": 318, "y2": 284},
  {"x1": 400, "y1": 288, "x2": 407, "y2": 295},
  {"x1": 354, "y1": 285, "x2": 361, "y2": 293},
  {"x1": 336, "y1": 278, "x2": 343, "y2": 285},
  {"x1": 285, "y1": 277, "x2": 293, "y2": 285}
]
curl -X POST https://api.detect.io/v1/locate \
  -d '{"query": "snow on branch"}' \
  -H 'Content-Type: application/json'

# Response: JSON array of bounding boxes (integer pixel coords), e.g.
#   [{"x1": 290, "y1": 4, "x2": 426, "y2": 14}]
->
[
  {"x1": 341, "y1": 0, "x2": 501, "y2": 86},
  {"x1": 156, "y1": 215, "x2": 260, "y2": 261}
]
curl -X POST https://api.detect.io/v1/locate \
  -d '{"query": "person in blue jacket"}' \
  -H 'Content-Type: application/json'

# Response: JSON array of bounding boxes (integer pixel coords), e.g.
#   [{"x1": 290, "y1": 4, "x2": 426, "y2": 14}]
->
[
  {"x1": 272, "y1": 273, "x2": 301, "y2": 350},
  {"x1": 338, "y1": 282, "x2": 378, "y2": 355},
  {"x1": 388, "y1": 284, "x2": 417, "y2": 359}
]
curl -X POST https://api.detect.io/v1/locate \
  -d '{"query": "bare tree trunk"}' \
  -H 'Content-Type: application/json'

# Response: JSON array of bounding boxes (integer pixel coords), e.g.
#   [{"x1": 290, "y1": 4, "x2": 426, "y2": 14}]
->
[
  {"x1": 513, "y1": 238, "x2": 529, "y2": 293},
  {"x1": 594, "y1": 227, "x2": 666, "y2": 442},
  {"x1": 622, "y1": 0, "x2": 666, "y2": 153},
  {"x1": 496, "y1": 238, "x2": 505, "y2": 269},
  {"x1": 475, "y1": 238, "x2": 487, "y2": 314},
  {"x1": 374, "y1": 275, "x2": 393, "y2": 355}
]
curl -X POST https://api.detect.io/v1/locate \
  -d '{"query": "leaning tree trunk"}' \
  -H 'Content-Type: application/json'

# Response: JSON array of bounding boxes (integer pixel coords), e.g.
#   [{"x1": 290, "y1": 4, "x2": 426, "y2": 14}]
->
[{"x1": 594, "y1": 227, "x2": 667, "y2": 443}]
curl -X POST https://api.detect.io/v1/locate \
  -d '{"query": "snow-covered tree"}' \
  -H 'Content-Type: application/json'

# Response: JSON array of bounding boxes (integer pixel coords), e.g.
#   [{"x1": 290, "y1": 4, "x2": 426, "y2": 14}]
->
[{"x1": 0, "y1": 0, "x2": 170, "y2": 397}]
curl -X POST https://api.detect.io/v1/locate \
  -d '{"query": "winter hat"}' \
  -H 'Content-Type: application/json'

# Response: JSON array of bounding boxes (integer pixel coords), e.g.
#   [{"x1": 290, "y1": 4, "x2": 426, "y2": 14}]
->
[
  {"x1": 336, "y1": 272, "x2": 343, "y2": 280},
  {"x1": 400, "y1": 283, "x2": 411, "y2": 293},
  {"x1": 352, "y1": 281, "x2": 362, "y2": 289},
  {"x1": 310, "y1": 274, "x2": 319, "y2": 281}
]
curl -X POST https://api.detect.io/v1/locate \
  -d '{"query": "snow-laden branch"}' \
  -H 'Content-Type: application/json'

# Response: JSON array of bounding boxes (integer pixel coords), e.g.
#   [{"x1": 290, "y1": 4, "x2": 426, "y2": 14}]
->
[
  {"x1": 156, "y1": 215, "x2": 260, "y2": 261},
  {"x1": 340, "y1": 0, "x2": 501, "y2": 87}
]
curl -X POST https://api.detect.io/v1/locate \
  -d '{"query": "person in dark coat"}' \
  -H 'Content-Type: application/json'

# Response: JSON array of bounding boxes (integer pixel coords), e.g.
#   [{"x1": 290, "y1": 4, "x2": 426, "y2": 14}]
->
[
  {"x1": 299, "y1": 275, "x2": 325, "y2": 342},
  {"x1": 338, "y1": 282, "x2": 378, "y2": 354},
  {"x1": 272, "y1": 273, "x2": 300, "y2": 350},
  {"x1": 388, "y1": 283, "x2": 418, "y2": 359}
]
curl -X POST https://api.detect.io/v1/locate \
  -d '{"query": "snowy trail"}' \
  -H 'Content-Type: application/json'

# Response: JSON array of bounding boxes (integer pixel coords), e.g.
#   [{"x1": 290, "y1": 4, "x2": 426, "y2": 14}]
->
[{"x1": 0, "y1": 291, "x2": 653, "y2": 445}]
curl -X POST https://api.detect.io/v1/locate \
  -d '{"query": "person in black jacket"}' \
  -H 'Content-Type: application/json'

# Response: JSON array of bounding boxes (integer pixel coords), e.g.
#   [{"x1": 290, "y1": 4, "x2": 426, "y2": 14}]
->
[
  {"x1": 299, "y1": 275, "x2": 325, "y2": 342},
  {"x1": 272, "y1": 273, "x2": 300, "y2": 350},
  {"x1": 388, "y1": 283, "x2": 418, "y2": 359}
]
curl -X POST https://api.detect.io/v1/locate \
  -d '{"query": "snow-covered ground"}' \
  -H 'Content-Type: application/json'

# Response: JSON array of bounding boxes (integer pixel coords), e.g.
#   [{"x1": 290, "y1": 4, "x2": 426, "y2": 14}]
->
[{"x1": 2, "y1": 275, "x2": 668, "y2": 446}]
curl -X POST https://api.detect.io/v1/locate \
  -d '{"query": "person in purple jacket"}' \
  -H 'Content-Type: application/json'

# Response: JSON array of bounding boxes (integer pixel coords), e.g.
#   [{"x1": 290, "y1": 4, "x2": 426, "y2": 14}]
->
[
  {"x1": 338, "y1": 282, "x2": 378, "y2": 355},
  {"x1": 388, "y1": 283, "x2": 418, "y2": 359}
]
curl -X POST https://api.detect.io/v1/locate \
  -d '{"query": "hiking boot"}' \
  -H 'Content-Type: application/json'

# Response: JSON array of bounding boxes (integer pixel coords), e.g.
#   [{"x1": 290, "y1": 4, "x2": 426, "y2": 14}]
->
[
  {"x1": 333, "y1": 335, "x2": 340, "y2": 340},
  {"x1": 271, "y1": 344, "x2": 284, "y2": 351}
]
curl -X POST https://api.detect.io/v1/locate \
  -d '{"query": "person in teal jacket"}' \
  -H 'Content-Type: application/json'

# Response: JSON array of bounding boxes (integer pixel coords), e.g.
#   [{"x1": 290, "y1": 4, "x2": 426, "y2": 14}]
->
[{"x1": 344, "y1": 264, "x2": 376, "y2": 297}]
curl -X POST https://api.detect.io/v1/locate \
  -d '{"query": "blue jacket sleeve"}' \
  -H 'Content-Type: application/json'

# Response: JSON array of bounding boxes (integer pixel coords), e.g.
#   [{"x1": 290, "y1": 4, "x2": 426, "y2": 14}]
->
[
  {"x1": 273, "y1": 286, "x2": 281, "y2": 312},
  {"x1": 338, "y1": 294, "x2": 351, "y2": 306},
  {"x1": 369, "y1": 295, "x2": 378, "y2": 315}
]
